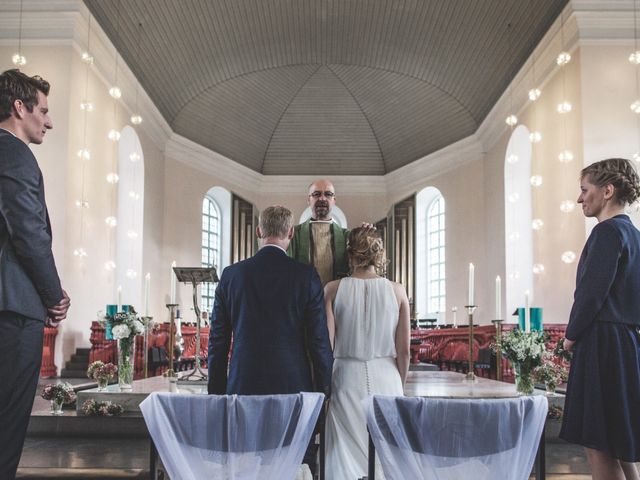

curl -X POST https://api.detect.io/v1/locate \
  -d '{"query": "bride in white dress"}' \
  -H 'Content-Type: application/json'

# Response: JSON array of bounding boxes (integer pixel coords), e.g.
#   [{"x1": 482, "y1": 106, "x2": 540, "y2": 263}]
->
[{"x1": 324, "y1": 227, "x2": 410, "y2": 480}]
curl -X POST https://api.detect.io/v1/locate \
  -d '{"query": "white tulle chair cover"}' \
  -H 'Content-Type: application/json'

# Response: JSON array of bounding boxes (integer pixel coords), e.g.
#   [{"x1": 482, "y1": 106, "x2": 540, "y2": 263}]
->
[
  {"x1": 365, "y1": 395, "x2": 548, "y2": 480},
  {"x1": 140, "y1": 391, "x2": 324, "y2": 480}
]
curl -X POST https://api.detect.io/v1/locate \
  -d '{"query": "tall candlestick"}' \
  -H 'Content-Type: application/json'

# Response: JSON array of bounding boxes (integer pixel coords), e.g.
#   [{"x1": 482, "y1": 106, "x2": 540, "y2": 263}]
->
[
  {"x1": 144, "y1": 273, "x2": 150, "y2": 317},
  {"x1": 170, "y1": 260, "x2": 177, "y2": 304},
  {"x1": 468, "y1": 263, "x2": 475, "y2": 306},
  {"x1": 117, "y1": 285, "x2": 122, "y2": 312},
  {"x1": 524, "y1": 290, "x2": 531, "y2": 333},
  {"x1": 495, "y1": 275, "x2": 502, "y2": 320}
]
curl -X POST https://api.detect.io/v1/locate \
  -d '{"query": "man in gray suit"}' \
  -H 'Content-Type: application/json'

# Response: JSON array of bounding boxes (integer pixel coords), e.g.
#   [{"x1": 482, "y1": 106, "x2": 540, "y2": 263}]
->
[{"x1": 0, "y1": 69, "x2": 70, "y2": 478}]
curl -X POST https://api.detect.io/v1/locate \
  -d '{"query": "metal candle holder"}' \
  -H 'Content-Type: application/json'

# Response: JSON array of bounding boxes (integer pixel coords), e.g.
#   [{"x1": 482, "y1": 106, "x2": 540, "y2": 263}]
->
[
  {"x1": 465, "y1": 305, "x2": 478, "y2": 382},
  {"x1": 491, "y1": 318, "x2": 504, "y2": 381},
  {"x1": 141, "y1": 316, "x2": 153, "y2": 378},
  {"x1": 164, "y1": 304, "x2": 179, "y2": 382}
]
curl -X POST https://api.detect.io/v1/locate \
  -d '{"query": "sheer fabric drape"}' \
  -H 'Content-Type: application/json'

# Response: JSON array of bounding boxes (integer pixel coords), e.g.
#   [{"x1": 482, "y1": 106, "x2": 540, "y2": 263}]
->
[
  {"x1": 141, "y1": 392, "x2": 324, "y2": 480},
  {"x1": 365, "y1": 395, "x2": 547, "y2": 480}
]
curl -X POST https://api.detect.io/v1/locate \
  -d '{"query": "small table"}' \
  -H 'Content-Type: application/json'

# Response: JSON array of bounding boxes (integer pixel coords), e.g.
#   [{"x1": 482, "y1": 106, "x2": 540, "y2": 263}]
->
[{"x1": 368, "y1": 371, "x2": 553, "y2": 480}]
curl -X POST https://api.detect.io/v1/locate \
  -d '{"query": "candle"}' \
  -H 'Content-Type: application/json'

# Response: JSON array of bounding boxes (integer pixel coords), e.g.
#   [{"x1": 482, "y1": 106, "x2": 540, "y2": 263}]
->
[
  {"x1": 495, "y1": 275, "x2": 502, "y2": 320},
  {"x1": 452, "y1": 307, "x2": 457, "y2": 327},
  {"x1": 117, "y1": 285, "x2": 122, "y2": 312},
  {"x1": 468, "y1": 263, "x2": 475, "y2": 306},
  {"x1": 144, "y1": 273, "x2": 150, "y2": 317},
  {"x1": 524, "y1": 290, "x2": 531, "y2": 333},
  {"x1": 170, "y1": 260, "x2": 177, "y2": 304}
]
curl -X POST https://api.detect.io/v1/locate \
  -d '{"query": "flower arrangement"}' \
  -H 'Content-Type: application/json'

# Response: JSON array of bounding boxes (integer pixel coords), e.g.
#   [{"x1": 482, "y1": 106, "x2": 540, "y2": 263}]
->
[
  {"x1": 87, "y1": 360, "x2": 117, "y2": 391},
  {"x1": 553, "y1": 337, "x2": 573, "y2": 363},
  {"x1": 41, "y1": 383, "x2": 76, "y2": 404},
  {"x1": 82, "y1": 399, "x2": 125, "y2": 416},
  {"x1": 106, "y1": 308, "x2": 144, "y2": 390},
  {"x1": 492, "y1": 328, "x2": 546, "y2": 394},
  {"x1": 533, "y1": 352, "x2": 568, "y2": 393},
  {"x1": 548, "y1": 404, "x2": 564, "y2": 420}
]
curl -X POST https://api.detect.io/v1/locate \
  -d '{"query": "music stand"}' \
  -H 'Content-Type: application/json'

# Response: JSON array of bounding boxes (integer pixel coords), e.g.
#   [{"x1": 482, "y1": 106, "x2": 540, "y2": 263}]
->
[{"x1": 173, "y1": 267, "x2": 219, "y2": 383}]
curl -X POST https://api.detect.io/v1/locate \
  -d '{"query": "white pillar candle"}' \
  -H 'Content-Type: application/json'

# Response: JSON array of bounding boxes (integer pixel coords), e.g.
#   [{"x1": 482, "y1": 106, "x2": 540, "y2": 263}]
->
[
  {"x1": 170, "y1": 260, "x2": 177, "y2": 304},
  {"x1": 495, "y1": 275, "x2": 501, "y2": 320},
  {"x1": 452, "y1": 307, "x2": 457, "y2": 327},
  {"x1": 524, "y1": 290, "x2": 531, "y2": 333},
  {"x1": 117, "y1": 285, "x2": 122, "y2": 312},
  {"x1": 144, "y1": 273, "x2": 150, "y2": 317},
  {"x1": 468, "y1": 263, "x2": 475, "y2": 306}
]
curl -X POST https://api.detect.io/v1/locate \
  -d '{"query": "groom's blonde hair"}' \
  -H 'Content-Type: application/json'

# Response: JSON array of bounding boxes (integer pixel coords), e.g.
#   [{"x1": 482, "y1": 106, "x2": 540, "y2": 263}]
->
[{"x1": 259, "y1": 206, "x2": 293, "y2": 239}]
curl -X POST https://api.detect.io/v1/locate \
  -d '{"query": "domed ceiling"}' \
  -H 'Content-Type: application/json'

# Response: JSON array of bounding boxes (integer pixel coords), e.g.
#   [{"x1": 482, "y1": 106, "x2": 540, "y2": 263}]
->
[{"x1": 85, "y1": 0, "x2": 568, "y2": 175}]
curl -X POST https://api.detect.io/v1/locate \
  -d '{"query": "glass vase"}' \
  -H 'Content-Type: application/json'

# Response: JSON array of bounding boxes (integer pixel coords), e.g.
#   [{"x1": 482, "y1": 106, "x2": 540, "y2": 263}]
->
[
  {"x1": 50, "y1": 397, "x2": 64, "y2": 415},
  {"x1": 96, "y1": 377, "x2": 109, "y2": 392},
  {"x1": 117, "y1": 337, "x2": 136, "y2": 391},
  {"x1": 514, "y1": 363, "x2": 535, "y2": 395},
  {"x1": 545, "y1": 382, "x2": 557, "y2": 395}
]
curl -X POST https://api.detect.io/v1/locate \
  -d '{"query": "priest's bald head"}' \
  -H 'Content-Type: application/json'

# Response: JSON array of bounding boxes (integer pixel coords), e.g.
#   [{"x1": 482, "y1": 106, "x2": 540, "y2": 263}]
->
[{"x1": 307, "y1": 179, "x2": 336, "y2": 221}]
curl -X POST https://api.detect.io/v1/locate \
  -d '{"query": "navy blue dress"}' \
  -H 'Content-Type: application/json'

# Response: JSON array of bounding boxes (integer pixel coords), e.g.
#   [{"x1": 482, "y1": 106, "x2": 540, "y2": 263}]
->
[{"x1": 560, "y1": 215, "x2": 640, "y2": 462}]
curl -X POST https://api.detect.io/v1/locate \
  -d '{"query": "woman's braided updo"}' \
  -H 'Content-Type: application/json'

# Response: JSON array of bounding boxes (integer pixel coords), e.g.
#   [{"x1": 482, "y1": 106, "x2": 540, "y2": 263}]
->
[
  {"x1": 581, "y1": 158, "x2": 640, "y2": 205},
  {"x1": 347, "y1": 227, "x2": 387, "y2": 273}
]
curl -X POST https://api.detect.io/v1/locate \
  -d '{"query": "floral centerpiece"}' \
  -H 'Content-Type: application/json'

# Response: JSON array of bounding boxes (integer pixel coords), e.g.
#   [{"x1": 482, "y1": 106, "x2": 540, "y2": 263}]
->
[
  {"x1": 41, "y1": 383, "x2": 76, "y2": 415},
  {"x1": 533, "y1": 352, "x2": 568, "y2": 394},
  {"x1": 82, "y1": 399, "x2": 125, "y2": 416},
  {"x1": 107, "y1": 308, "x2": 144, "y2": 390},
  {"x1": 87, "y1": 361, "x2": 118, "y2": 391},
  {"x1": 553, "y1": 337, "x2": 573, "y2": 363},
  {"x1": 492, "y1": 328, "x2": 546, "y2": 394}
]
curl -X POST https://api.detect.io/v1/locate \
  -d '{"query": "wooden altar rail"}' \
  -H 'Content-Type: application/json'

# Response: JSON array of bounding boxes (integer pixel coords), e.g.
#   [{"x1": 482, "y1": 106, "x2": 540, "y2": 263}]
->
[
  {"x1": 410, "y1": 324, "x2": 568, "y2": 382},
  {"x1": 89, "y1": 321, "x2": 209, "y2": 378},
  {"x1": 40, "y1": 326, "x2": 59, "y2": 378}
]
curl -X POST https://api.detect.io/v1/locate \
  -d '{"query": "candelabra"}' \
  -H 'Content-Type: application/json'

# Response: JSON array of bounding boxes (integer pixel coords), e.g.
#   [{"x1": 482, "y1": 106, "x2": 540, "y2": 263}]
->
[
  {"x1": 465, "y1": 305, "x2": 478, "y2": 382},
  {"x1": 491, "y1": 318, "x2": 504, "y2": 381}
]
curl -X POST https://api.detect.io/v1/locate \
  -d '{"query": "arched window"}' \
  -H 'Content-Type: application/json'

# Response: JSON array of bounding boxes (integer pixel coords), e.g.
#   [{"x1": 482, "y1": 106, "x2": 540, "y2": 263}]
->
[
  {"x1": 202, "y1": 196, "x2": 222, "y2": 312},
  {"x1": 427, "y1": 195, "x2": 446, "y2": 314}
]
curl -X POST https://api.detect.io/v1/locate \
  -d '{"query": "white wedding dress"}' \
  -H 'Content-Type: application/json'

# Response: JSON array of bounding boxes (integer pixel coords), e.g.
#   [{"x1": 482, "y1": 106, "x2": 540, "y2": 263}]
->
[{"x1": 326, "y1": 277, "x2": 404, "y2": 480}]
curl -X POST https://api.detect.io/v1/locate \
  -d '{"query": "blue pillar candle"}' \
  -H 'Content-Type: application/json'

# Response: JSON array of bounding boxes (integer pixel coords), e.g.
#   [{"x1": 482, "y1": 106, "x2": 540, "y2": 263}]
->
[{"x1": 517, "y1": 307, "x2": 543, "y2": 332}]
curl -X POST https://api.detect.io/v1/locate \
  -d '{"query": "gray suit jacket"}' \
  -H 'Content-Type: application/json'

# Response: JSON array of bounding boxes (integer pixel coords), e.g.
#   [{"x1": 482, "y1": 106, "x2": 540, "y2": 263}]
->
[{"x1": 0, "y1": 129, "x2": 63, "y2": 321}]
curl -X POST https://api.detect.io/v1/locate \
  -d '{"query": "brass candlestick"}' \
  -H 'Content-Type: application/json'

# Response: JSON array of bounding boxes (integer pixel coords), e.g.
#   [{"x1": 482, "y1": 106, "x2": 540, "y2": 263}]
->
[
  {"x1": 164, "y1": 304, "x2": 178, "y2": 381},
  {"x1": 142, "y1": 316, "x2": 154, "y2": 378},
  {"x1": 465, "y1": 305, "x2": 477, "y2": 382},
  {"x1": 491, "y1": 319, "x2": 504, "y2": 381}
]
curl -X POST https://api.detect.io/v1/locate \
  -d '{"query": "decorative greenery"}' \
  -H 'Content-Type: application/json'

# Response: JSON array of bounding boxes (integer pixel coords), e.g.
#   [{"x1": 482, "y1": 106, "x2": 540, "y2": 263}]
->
[
  {"x1": 41, "y1": 383, "x2": 76, "y2": 405},
  {"x1": 493, "y1": 328, "x2": 546, "y2": 394},
  {"x1": 548, "y1": 404, "x2": 564, "y2": 420},
  {"x1": 82, "y1": 399, "x2": 125, "y2": 416},
  {"x1": 86, "y1": 361, "x2": 117, "y2": 381},
  {"x1": 104, "y1": 309, "x2": 144, "y2": 387},
  {"x1": 553, "y1": 337, "x2": 573, "y2": 363},
  {"x1": 533, "y1": 352, "x2": 568, "y2": 391}
]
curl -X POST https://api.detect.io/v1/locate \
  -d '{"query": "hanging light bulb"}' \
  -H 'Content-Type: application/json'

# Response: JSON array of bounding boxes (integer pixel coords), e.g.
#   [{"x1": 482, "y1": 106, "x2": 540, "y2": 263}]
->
[
  {"x1": 505, "y1": 114, "x2": 518, "y2": 127},
  {"x1": 561, "y1": 251, "x2": 577, "y2": 264},
  {"x1": 558, "y1": 150, "x2": 574, "y2": 163},
  {"x1": 630, "y1": 51, "x2": 640, "y2": 64},
  {"x1": 508, "y1": 192, "x2": 520, "y2": 203},
  {"x1": 73, "y1": 247, "x2": 88, "y2": 257},
  {"x1": 631, "y1": 100, "x2": 640, "y2": 114},
  {"x1": 508, "y1": 231, "x2": 521, "y2": 242},
  {"x1": 557, "y1": 52, "x2": 571, "y2": 65},
  {"x1": 509, "y1": 271, "x2": 521, "y2": 280},
  {"x1": 530, "y1": 175, "x2": 543, "y2": 187},
  {"x1": 108, "y1": 129, "x2": 121, "y2": 141},
  {"x1": 125, "y1": 269, "x2": 138, "y2": 279},
  {"x1": 528, "y1": 88, "x2": 541, "y2": 101},
  {"x1": 104, "y1": 260, "x2": 116, "y2": 271},
  {"x1": 560, "y1": 200, "x2": 576, "y2": 213},
  {"x1": 130, "y1": 114, "x2": 143, "y2": 125},
  {"x1": 77, "y1": 148, "x2": 91, "y2": 160},
  {"x1": 557, "y1": 101, "x2": 572, "y2": 114},
  {"x1": 105, "y1": 216, "x2": 117, "y2": 227},
  {"x1": 75, "y1": 200, "x2": 90, "y2": 209},
  {"x1": 532, "y1": 264, "x2": 545, "y2": 274},
  {"x1": 106, "y1": 173, "x2": 119, "y2": 184},
  {"x1": 108, "y1": 86, "x2": 122, "y2": 99},
  {"x1": 127, "y1": 230, "x2": 138, "y2": 240},
  {"x1": 81, "y1": 52, "x2": 94, "y2": 64},
  {"x1": 507, "y1": 154, "x2": 519, "y2": 164},
  {"x1": 529, "y1": 131, "x2": 542, "y2": 143},
  {"x1": 12, "y1": 53, "x2": 27, "y2": 66},
  {"x1": 128, "y1": 191, "x2": 140, "y2": 200},
  {"x1": 129, "y1": 152, "x2": 141, "y2": 162},
  {"x1": 532, "y1": 219, "x2": 544, "y2": 230},
  {"x1": 80, "y1": 101, "x2": 94, "y2": 112}
]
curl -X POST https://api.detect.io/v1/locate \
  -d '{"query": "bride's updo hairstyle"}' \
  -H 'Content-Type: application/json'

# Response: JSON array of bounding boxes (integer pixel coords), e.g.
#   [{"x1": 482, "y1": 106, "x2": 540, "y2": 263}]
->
[
  {"x1": 581, "y1": 158, "x2": 640, "y2": 205},
  {"x1": 347, "y1": 227, "x2": 386, "y2": 272}
]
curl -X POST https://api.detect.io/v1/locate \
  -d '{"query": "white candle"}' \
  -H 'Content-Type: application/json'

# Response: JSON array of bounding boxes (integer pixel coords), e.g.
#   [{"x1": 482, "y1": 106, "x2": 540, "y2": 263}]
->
[
  {"x1": 468, "y1": 263, "x2": 475, "y2": 306},
  {"x1": 524, "y1": 290, "x2": 531, "y2": 333},
  {"x1": 117, "y1": 285, "x2": 122, "y2": 312},
  {"x1": 452, "y1": 307, "x2": 457, "y2": 327},
  {"x1": 170, "y1": 260, "x2": 177, "y2": 304},
  {"x1": 144, "y1": 273, "x2": 150, "y2": 317},
  {"x1": 495, "y1": 275, "x2": 502, "y2": 320}
]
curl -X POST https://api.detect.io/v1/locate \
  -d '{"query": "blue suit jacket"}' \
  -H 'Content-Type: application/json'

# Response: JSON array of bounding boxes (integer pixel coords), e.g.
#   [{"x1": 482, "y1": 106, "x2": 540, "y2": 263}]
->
[
  {"x1": 0, "y1": 129, "x2": 63, "y2": 321},
  {"x1": 207, "y1": 245, "x2": 333, "y2": 396}
]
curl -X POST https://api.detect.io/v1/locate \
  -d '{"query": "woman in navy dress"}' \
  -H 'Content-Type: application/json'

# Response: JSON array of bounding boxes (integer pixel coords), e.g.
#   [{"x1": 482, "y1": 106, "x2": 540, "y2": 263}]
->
[{"x1": 560, "y1": 158, "x2": 640, "y2": 479}]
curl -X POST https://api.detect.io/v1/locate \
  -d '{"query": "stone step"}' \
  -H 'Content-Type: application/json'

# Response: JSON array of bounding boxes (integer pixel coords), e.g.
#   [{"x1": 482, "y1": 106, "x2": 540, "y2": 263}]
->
[
  {"x1": 64, "y1": 361, "x2": 88, "y2": 371},
  {"x1": 76, "y1": 348, "x2": 91, "y2": 355},
  {"x1": 71, "y1": 353, "x2": 90, "y2": 363},
  {"x1": 60, "y1": 368, "x2": 89, "y2": 378}
]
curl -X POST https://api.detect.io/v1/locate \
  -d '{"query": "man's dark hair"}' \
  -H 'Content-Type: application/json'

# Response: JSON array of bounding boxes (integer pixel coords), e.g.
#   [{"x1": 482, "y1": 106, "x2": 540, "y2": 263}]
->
[{"x1": 0, "y1": 69, "x2": 50, "y2": 122}]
